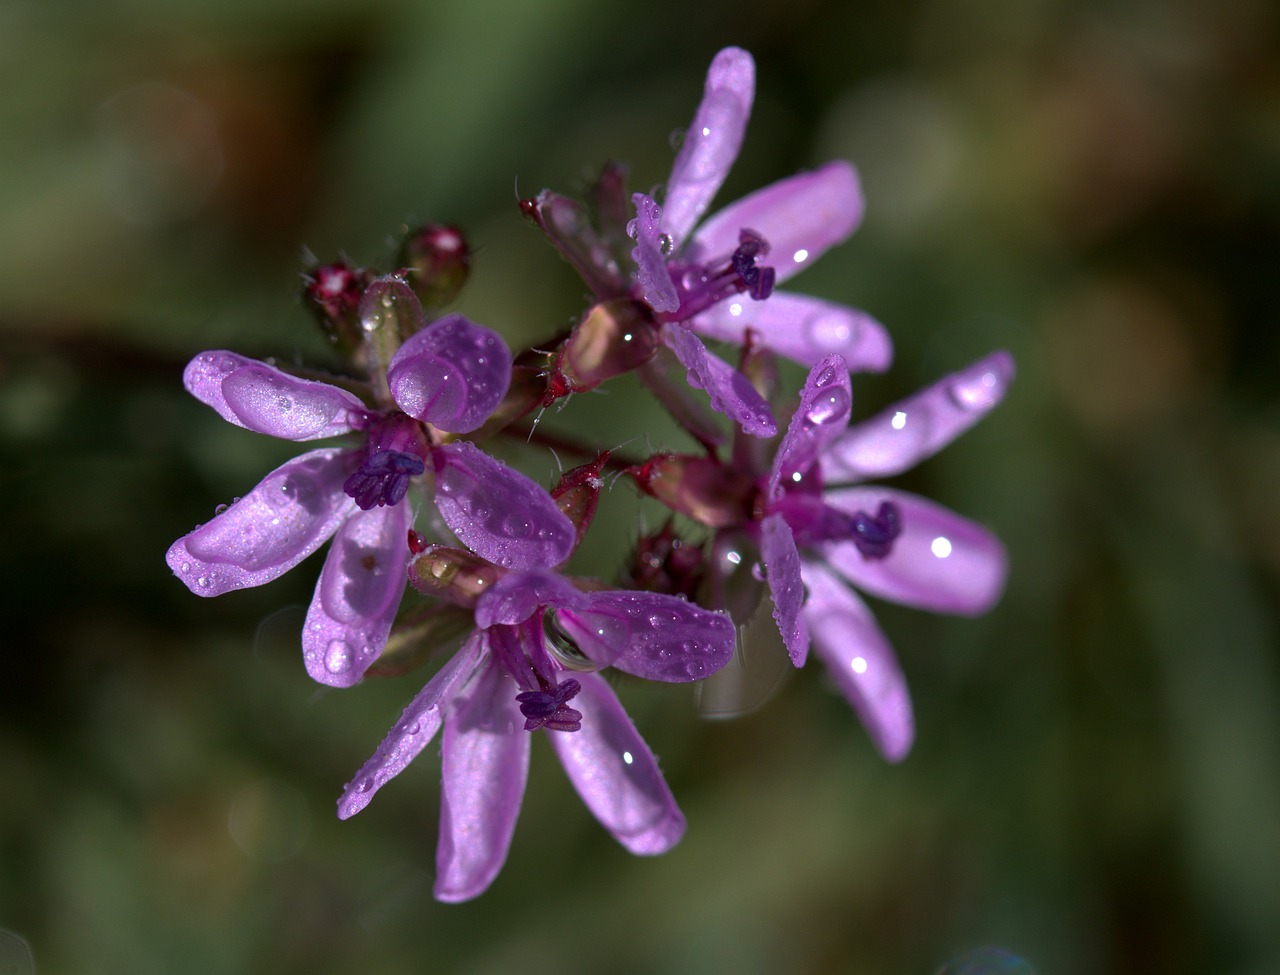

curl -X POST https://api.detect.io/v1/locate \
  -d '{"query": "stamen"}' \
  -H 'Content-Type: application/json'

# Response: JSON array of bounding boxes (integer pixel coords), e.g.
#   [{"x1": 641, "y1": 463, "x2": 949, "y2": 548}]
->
[
  {"x1": 659, "y1": 227, "x2": 776, "y2": 322},
  {"x1": 343, "y1": 413, "x2": 429, "y2": 510},
  {"x1": 731, "y1": 229, "x2": 775, "y2": 301},
  {"x1": 850, "y1": 501, "x2": 902, "y2": 560},
  {"x1": 515, "y1": 678, "x2": 583, "y2": 733}
]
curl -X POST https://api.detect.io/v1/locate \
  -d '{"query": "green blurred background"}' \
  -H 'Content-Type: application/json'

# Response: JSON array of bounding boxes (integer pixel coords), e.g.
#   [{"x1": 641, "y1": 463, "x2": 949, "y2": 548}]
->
[{"x1": 3, "y1": 0, "x2": 1279, "y2": 972}]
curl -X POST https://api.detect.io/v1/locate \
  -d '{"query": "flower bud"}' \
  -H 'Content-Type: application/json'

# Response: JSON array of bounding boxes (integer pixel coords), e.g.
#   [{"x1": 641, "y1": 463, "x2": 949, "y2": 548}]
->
[
  {"x1": 625, "y1": 519, "x2": 704, "y2": 599},
  {"x1": 407, "y1": 544, "x2": 503, "y2": 607},
  {"x1": 551, "y1": 452, "x2": 610, "y2": 549},
  {"x1": 398, "y1": 223, "x2": 469, "y2": 315},
  {"x1": 559, "y1": 299, "x2": 657, "y2": 392},
  {"x1": 629, "y1": 453, "x2": 757, "y2": 528},
  {"x1": 302, "y1": 261, "x2": 371, "y2": 359}
]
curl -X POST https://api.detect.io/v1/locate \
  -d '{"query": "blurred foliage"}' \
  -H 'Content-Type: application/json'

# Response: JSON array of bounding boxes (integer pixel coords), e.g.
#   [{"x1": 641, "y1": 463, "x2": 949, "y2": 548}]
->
[{"x1": 2, "y1": 0, "x2": 1279, "y2": 972}]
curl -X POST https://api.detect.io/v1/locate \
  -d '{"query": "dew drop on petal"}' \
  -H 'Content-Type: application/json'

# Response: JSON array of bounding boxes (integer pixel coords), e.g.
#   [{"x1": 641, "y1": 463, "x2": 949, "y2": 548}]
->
[
  {"x1": 214, "y1": 503, "x2": 228, "y2": 515},
  {"x1": 804, "y1": 387, "x2": 850, "y2": 427},
  {"x1": 179, "y1": 562, "x2": 191, "y2": 573},
  {"x1": 891, "y1": 410, "x2": 908, "y2": 430},
  {"x1": 324, "y1": 639, "x2": 353, "y2": 674},
  {"x1": 948, "y1": 369, "x2": 1004, "y2": 411}
]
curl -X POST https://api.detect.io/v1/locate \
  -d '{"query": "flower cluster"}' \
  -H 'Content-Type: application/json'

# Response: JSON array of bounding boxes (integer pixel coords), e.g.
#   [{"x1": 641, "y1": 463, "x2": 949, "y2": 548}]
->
[{"x1": 167, "y1": 47, "x2": 1012, "y2": 901}]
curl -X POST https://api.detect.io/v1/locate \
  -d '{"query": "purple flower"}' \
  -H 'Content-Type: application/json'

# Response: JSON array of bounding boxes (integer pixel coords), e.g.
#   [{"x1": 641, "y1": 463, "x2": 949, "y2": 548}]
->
[
  {"x1": 755, "y1": 351, "x2": 1013, "y2": 760},
  {"x1": 166, "y1": 293, "x2": 579, "y2": 688},
  {"x1": 622, "y1": 47, "x2": 892, "y2": 436},
  {"x1": 337, "y1": 563, "x2": 737, "y2": 902}
]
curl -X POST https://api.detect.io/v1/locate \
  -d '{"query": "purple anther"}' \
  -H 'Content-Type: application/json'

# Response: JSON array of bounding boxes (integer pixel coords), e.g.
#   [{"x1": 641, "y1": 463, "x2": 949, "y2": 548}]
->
[
  {"x1": 515, "y1": 678, "x2": 584, "y2": 733},
  {"x1": 344, "y1": 450, "x2": 426, "y2": 510},
  {"x1": 731, "y1": 228, "x2": 775, "y2": 300},
  {"x1": 850, "y1": 501, "x2": 902, "y2": 560}
]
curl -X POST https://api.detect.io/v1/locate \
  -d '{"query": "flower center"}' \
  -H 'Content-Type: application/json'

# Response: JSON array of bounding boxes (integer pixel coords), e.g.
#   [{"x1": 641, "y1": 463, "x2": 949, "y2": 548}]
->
[
  {"x1": 665, "y1": 228, "x2": 776, "y2": 321},
  {"x1": 343, "y1": 413, "x2": 429, "y2": 510},
  {"x1": 515, "y1": 678, "x2": 583, "y2": 733}
]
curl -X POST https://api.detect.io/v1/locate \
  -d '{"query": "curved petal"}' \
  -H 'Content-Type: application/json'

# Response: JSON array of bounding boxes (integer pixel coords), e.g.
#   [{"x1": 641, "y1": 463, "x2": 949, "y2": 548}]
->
[
  {"x1": 303, "y1": 502, "x2": 410, "y2": 687},
  {"x1": 183, "y1": 351, "x2": 367, "y2": 440},
  {"x1": 760, "y1": 513, "x2": 809, "y2": 667},
  {"x1": 628, "y1": 193, "x2": 679, "y2": 313},
  {"x1": 432, "y1": 441, "x2": 575, "y2": 570},
  {"x1": 689, "y1": 291, "x2": 892, "y2": 371},
  {"x1": 822, "y1": 487, "x2": 1007, "y2": 615},
  {"x1": 556, "y1": 590, "x2": 736, "y2": 681},
  {"x1": 801, "y1": 563, "x2": 913, "y2": 762},
  {"x1": 661, "y1": 46, "x2": 755, "y2": 248},
  {"x1": 387, "y1": 314, "x2": 513, "y2": 433},
  {"x1": 473, "y1": 569, "x2": 586, "y2": 629},
  {"x1": 435, "y1": 660, "x2": 530, "y2": 903},
  {"x1": 663, "y1": 324, "x2": 776, "y2": 437},
  {"x1": 548, "y1": 672, "x2": 685, "y2": 855},
  {"x1": 687, "y1": 162, "x2": 863, "y2": 284},
  {"x1": 166, "y1": 447, "x2": 356, "y2": 596},
  {"x1": 821, "y1": 351, "x2": 1015, "y2": 483},
  {"x1": 768, "y1": 355, "x2": 852, "y2": 497},
  {"x1": 337, "y1": 634, "x2": 485, "y2": 820}
]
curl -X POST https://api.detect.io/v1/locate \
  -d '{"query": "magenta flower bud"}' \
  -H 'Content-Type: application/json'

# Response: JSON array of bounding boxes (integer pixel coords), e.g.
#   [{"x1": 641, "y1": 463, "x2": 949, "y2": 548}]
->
[
  {"x1": 302, "y1": 260, "x2": 371, "y2": 357},
  {"x1": 399, "y1": 223, "x2": 470, "y2": 313},
  {"x1": 559, "y1": 299, "x2": 658, "y2": 392},
  {"x1": 407, "y1": 544, "x2": 504, "y2": 607},
  {"x1": 550, "y1": 451, "x2": 611, "y2": 549},
  {"x1": 629, "y1": 453, "x2": 757, "y2": 528}
]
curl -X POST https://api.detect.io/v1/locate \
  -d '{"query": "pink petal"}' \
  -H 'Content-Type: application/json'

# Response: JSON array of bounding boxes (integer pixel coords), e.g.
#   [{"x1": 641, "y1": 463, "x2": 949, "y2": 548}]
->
[
  {"x1": 760, "y1": 513, "x2": 809, "y2": 667},
  {"x1": 801, "y1": 563, "x2": 914, "y2": 762},
  {"x1": 183, "y1": 351, "x2": 367, "y2": 440},
  {"x1": 473, "y1": 570, "x2": 586, "y2": 629},
  {"x1": 662, "y1": 324, "x2": 776, "y2": 437},
  {"x1": 628, "y1": 193, "x2": 679, "y2": 313},
  {"x1": 166, "y1": 448, "x2": 356, "y2": 596},
  {"x1": 432, "y1": 441, "x2": 575, "y2": 570},
  {"x1": 555, "y1": 590, "x2": 736, "y2": 681},
  {"x1": 337, "y1": 634, "x2": 485, "y2": 820},
  {"x1": 302, "y1": 502, "x2": 410, "y2": 687},
  {"x1": 687, "y1": 161, "x2": 863, "y2": 284},
  {"x1": 548, "y1": 672, "x2": 686, "y2": 855},
  {"x1": 387, "y1": 314, "x2": 512, "y2": 433},
  {"x1": 661, "y1": 46, "x2": 755, "y2": 248},
  {"x1": 768, "y1": 355, "x2": 852, "y2": 498},
  {"x1": 689, "y1": 291, "x2": 892, "y2": 371},
  {"x1": 822, "y1": 487, "x2": 1007, "y2": 615},
  {"x1": 821, "y1": 351, "x2": 1015, "y2": 483},
  {"x1": 435, "y1": 660, "x2": 530, "y2": 903}
]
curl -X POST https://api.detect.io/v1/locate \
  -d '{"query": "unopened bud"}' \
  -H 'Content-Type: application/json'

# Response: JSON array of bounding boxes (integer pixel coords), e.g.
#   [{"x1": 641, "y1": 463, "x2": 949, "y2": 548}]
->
[
  {"x1": 560, "y1": 299, "x2": 657, "y2": 392},
  {"x1": 407, "y1": 544, "x2": 503, "y2": 607},
  {"x1": 302, "y1": 261, "x2": 370, "y2": 358},
  {"x1": 626, "y1": 519, "x2": 704, "y2": 599},
  {"x1": 629, "y1": 453, "x2": 756, "y2": 528},
  {"x1": 551, "y1": 452, "x2": 610, "y2": 549},
  {"x1": 398, "y1": 223, "x2": 469, "y2": 314}
]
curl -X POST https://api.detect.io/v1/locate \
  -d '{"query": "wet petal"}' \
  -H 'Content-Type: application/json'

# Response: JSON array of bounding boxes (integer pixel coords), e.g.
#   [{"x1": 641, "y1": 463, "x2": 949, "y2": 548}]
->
[
  {"x1": 760, "y1": 513, "x2": 809, "y2": 666},
  {"x1": 337, "y1": 634, "x2": 485, "y2": 819},
  {"x1": 628, "y1": 193, "x2": 679, "y2": 313},
  {"x1": 473, "y1": 570, "x2": 586, "y2": 629},
  {"x1": 548, "y1": 672, "x2": 685, "y2": 855},
  {"x1": 556, "y1": 590, "x2": 736, "y2": 681},
  {"x1": 433, "y1": 441, "x2": 575, "y2": 570},
  {"x1": 166, "y1": 448, "x2": 356, "y2": 596},
  {"x1": 663, "y1": 324, "x2": 776, "y2": 437},
  {"x1": 184, "y1": 351, "x2": 367, "y2": 440},
  {"x1": 302, "y1": 502, "x2": 410, "y2": 687},
  {"x1": 822, "y1": 487, "x2": 1007, "y2": 615},
  {"x1": 689, "y1": 291, "x2": 892, "y2": 371},
  {"x1": 768, "y1": 355, "x2": 852, "y2": 496},
  {"x1": 688, "y1": 162, "x2": 863, "y2": 284},
  {"x1": 435, "y1": 660, "x2": 530, "y2": 902},
  {"x1": 821, "y1": 351, "x2": 1014, "y2": 482},
  {"x1": 387, "y1": 314, "x2": 512, "y2": 433},
  {"x1": 801, "y1": 563, "x2": 913, "y2": 761},
  {"x1": 662, "y1": 46, "x2": 755, "y2": 248}
]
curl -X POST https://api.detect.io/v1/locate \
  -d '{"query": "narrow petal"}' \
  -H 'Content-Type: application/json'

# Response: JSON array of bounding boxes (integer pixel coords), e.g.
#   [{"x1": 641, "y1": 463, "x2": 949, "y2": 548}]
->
[
  {"x1": 689, "y1": 291, "x2": 892, "y2": 371},
  {"x1": 821, "y1": 351, "x2": 1015, "y2": 483},
  {"x1": 663, "y1": 324, "x2": 776, "y2": 437},
  {"x1": 183, "y1": 351, "x2": 367, "y2": 440},
  {"x1": 760, "y1": 513, "x2": 809, "y2": 666},
  {"x1": 166, "y1": 448, "x2": 356, "y2": 596},
  {"x1": 473, "y1": 570, "x2": 586, "y2": 629},
  {"x1": 628, "y1": 193, "x2": 679, "y2": 313},
  {"x1": 801, "y1": 563, "x2": 913, "y2": 762},
  {"x1": 555, "y1": 590, "x2": 736, "y2": 681},
  {"x1": 435, "y1": 661, "x2": 530, "y2": 902},
  {"x1": 337, "y1": 634, "x2": 485, "y2": 819},
  {"x1": 822, "y1": 487, "x2": 1007, "y2": 615},
  {"x1": 432, "y1": 441, "x2": 575, "y2": 570},
  {"x1": 302, "y1": 502, "x2": 410, "y2": 687},
  {"x1": 387, "y1": 314, "x2": 512, "y2": 433},
  {"x1": 661, "y1": 46, "x2": 755, "y2": 247},
  {"x1": 548, "y1": 673, "x2": 685, "y2": 855},
  {"x1": 687, "y1": 162, "x2": 863, "y2": 284},
  {"x1": 768, "y1": 355, "x2": 852, "y2": 497}
]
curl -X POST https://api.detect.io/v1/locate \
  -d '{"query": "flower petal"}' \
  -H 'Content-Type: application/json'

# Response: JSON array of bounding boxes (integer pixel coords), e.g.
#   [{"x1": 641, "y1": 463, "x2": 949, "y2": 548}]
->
[
  {"x1": 548, "y1": 672, "x2": 685, "y2": 855},
  {"x1": 821, "y1": 351, "x2": 1014, "y2": 483},
  {"x1": 661, "y1": 46, "x2": 755, "y2": 248},
  {"x1": 801, "y1": 562, "x2": 913, "y2": 762},
  {"x1": 822, "y1": 487, "x2": 1007, "y2": 615},
  {"x1": 183, "y1": 351, "x2": 367, "y2": 440},
  {"x1": 663, "y1": 324, "x2": 776, "y2": 437},
  {"x1": 689, "y1": 291, "x2": 892, "y2": 371},
  {"x1": 387, "y1": 314, "x2": 512, "y2": 433},
  {"x1": 687, "y1": 161, "x2": 863, "y2": 284},
  {"x1": 628, "y1": 193, "x2": 679, "y2": 313},
  {"x1": 435, "y1": 660, "x2": 530, "y2": 903},
  {"x1": 760, "y1": 513, "x2": 809, "y2": 667},
  {"x1": 473, "y1": 569, "x2": 586, "y2": 629},
  {"x1": 166, "y1": 447, "x2": 356, "y2": 596},
  {"x1": 556, "y1": 590, "x2": 736, "y2": 681},
  {"x1": 337, "y1": 634, "x2": 485, "y2": 820},
  {"x1": 432, "y1": 441, "x2": 576, "y2": 570},
  {"x1": 768, "y1": 355, "x2": 852, "y2": 497},
  {"x1": 302, "y1": 502, "x2": 410, "y2": 687}
]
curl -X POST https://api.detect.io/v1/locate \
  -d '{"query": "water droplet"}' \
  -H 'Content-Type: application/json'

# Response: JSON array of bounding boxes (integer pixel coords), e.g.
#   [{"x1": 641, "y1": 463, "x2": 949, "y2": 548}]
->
[
  {"x1": 407, "y1": 722, "x2": 421, "y2": 735},
  {"x1": 324, "y1": 639, "x2": 353, "y2": 674},
  {"x1": 804, "y1": 387, "x2": 849, "y2": 426},
  {"x1": 179, "y1": 562, "x2": 191, "y2": 573},
  {"x1": 214, "y1": 503, "x2": 228, "y2": 515},
  {"x1": 500, "y1": 513, "x2": 532, "y2": 538},
  {"x1": 358, "y1": 778, "x2": 372, "y2": 793},
  {"x1": 196, "y1": 575, "x2": 209, "y2": 588},
  {"x1": 948, "y1": 370, "x2": 1004, "y2": 411},
  {"x1": 277, "y1": 396, "x2": 294, "y2": 412}
]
